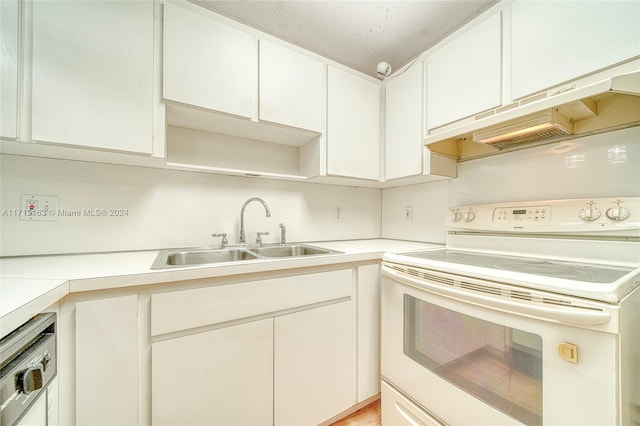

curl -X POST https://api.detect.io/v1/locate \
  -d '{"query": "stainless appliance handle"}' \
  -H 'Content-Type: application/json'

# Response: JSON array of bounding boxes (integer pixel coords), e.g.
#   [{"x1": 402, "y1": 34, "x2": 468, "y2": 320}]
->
[{"x1": 382, "y1": 265, "x2": 611, "y2": 325}]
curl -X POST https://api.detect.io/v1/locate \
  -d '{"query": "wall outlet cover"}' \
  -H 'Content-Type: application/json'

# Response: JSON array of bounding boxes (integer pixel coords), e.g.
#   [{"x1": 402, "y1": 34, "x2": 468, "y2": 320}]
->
[
  {"x1": 404, "y1": 206, "x2": 413, "y2": 222},
  {"x1": 334, "y1": 207, "x2": 342, "y2": 222},
  {"x1": 20, "y1": 194, "x2": 59, "y2": 221}
]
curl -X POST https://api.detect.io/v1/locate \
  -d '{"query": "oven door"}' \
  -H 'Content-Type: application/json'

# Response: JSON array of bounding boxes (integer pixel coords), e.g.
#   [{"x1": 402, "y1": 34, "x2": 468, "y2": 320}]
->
[{"x1": 381, "y1": 263, "x2": 619, "y2": 426}]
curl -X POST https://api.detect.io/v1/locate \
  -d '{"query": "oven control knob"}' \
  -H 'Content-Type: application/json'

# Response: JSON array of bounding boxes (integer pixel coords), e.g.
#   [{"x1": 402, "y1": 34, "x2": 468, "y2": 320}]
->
[
  {"x1": 451, "y1": 208, "x2": 462, "y2": 222},
  {"x1": 41, "y1": 353, "x2": 51, "y2": 372},
  {"x1": 16, "y1": 366, "x2": 44, "y2": 395},
  {"x1": 606, "y1": 200, "x2": 631, "y2": 221},
  {"x1": 579, "y1": 202, "x2": 601, "y2": 222},
  {"x1": 463, "y1": 208, "x2": 476, "y2": 222}
]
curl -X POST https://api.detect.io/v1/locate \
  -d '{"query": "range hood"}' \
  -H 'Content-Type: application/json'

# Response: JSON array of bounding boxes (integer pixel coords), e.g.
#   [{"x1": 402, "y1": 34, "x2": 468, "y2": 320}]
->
[{"x1": 426, "y1": 70, "x2": 640, "y2": 161}]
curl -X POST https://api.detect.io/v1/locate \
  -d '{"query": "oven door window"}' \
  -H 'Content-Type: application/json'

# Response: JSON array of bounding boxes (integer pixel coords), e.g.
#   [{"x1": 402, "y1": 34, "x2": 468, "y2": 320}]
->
[{"x1": 404, "y1": 295, "x2": 542, "y2": 426}]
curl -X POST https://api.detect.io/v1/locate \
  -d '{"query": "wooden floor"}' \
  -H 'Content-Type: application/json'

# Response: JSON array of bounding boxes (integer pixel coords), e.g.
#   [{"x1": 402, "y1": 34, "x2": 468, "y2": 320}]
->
[{"x1": 330, "y1": 399, "x2": 381, "y2": 426}]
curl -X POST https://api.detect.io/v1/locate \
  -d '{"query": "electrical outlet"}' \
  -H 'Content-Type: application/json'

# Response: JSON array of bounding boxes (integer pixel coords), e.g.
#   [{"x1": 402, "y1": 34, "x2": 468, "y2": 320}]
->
[
  {"x1": 404, "y1": 206, "x2": 413, "y2": 222},
  {"x1": 20, "y1": 194, "x2": 58, "y2": 221},
  {"x1": 334, "y1": 207, "x2": 342, "y2": 222}
]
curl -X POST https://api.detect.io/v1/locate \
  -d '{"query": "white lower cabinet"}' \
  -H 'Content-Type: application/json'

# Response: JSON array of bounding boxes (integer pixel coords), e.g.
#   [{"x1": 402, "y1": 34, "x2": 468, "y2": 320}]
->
[
  {"x1": 357, "y1": 264, "x2": 380, "y2": 402},
  {"x1": 152, "y1": 319, "x2": 274, "y2": 426},
  {"x1": 65, "y1": 266, "x2": 372, "y2": 426},
  {"x1": 150, "y1": 268, "x2": 355, "y2": 425},
  {"x1": 274, "y1": 300, "x2": 355, "y2": 426},
  {"x1": 75, "y1": 295, "x2": 138, "y2": 426}
]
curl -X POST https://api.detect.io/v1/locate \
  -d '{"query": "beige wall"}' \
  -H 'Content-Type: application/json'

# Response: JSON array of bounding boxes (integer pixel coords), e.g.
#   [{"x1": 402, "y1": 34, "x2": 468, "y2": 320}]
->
[
  {"x1": 2, "y1": 127, "x2": 638, "y2": 256},
  {"x1": 0, "y1": 155, "x2": 381, "y2": 256}
]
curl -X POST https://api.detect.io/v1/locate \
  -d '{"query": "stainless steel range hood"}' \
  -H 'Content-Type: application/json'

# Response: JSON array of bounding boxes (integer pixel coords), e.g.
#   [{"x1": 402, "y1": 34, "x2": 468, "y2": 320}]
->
[{"x1": 425, "y1": 70, "x2": 640, "y2": 161}]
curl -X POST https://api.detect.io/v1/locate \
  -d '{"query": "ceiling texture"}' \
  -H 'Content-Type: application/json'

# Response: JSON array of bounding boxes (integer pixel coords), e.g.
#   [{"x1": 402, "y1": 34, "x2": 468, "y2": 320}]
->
[{"x1": 193, "y1": 0, "x2": 498, "y2": 78}]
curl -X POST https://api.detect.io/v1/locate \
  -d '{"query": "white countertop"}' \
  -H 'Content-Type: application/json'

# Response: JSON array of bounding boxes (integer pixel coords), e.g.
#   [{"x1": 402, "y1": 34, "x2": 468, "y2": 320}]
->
[
  {"x1": 0, "y1": 278, "x2": 69, "y2": 338},
  {"x1": 0, "y1": 239, "x2": 440, "y2": 338}
]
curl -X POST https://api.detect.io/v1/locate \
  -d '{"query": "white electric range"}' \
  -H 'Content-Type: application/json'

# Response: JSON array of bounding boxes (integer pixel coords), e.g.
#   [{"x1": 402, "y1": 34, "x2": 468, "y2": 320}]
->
[{"x1": 381, "y1": 197, "x2": 640, "y2": 426}]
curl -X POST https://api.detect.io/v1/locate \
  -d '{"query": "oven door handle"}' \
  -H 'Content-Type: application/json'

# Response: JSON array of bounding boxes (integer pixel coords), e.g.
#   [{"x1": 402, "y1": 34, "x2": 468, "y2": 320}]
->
[{"x1": 382, "y1": 265, "x2": 611, "y2": 325}]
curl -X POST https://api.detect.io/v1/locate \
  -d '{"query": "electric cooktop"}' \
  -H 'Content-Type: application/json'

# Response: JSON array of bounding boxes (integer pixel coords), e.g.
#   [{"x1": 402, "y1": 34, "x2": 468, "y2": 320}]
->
[{"x1": 401, "y1": 249, "x2": 634, "y2": 284}]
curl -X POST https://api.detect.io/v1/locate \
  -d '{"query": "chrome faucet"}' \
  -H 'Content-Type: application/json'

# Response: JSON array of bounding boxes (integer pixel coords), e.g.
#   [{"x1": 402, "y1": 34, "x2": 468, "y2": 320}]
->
[
  {"x1": 256, "y1": 231, "x2": 269, "y2": 246},
  {"x1": 239, "y1": 197, "x2": 271, "y2": 243},
  {"x1": 279, "y1": 223, "x2": 286, "y2": 245},
  {"x1": 212, "y1": 233, "x2": 228, "y2": 249}
]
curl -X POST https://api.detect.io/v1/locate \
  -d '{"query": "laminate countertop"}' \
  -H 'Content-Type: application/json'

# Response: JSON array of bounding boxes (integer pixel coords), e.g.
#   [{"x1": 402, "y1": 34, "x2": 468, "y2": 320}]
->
[{"x1": 0, "y1": 239, "x2": 442, "y2": 338}]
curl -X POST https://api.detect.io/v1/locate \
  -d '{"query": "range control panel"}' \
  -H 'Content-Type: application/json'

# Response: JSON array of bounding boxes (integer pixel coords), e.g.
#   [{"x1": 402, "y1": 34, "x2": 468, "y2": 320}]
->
[
  {"x1": 447, "y1": 197, "x2": 640, "y2": 236},
  {"x1": 493, "y1": 205, "x2": 551, "y2": 223}
]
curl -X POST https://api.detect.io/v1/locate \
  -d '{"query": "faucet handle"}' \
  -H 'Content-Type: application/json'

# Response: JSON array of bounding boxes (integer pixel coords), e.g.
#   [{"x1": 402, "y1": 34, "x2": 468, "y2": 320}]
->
[
  {"x1": 212, "y1": 233, "x2": 228, "y2": 248},
  {"x1": 256, "y1": 231, "x2": 269, "y2": 245},
  {"x1": 279, "y1": 223, "x2": 286, "y2": 245}
]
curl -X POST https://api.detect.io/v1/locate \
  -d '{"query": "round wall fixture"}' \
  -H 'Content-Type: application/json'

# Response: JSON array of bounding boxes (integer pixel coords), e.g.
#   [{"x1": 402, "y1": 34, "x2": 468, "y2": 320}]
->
[{"x1": 376, "y1": 61, "x2": 392, "y2": 79}]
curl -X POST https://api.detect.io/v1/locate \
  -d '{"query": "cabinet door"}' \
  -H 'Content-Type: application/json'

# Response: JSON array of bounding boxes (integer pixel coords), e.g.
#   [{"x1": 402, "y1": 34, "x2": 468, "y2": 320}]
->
[
  {"x1": 327, "y1": 66, "x2": 380, "y2": 180},
  {"x1": 385, "y1": 62, "x2": 424, "y2": 180},
  {"x1": 357, "y1": 264, "x2": 381, "y2": 402},
  {"x1": 259, "y1": 39, "x2": 325, "y2": 132},
  {"x1": 151, "y1": 269, "x2": 352, "y2": 336},
  {"x1": 32, "y1": 0, "x2": 153, "y2": 153},
  {"x1": 76, "y1": 295, "x2": 138, "y2": 426},
  {"x1": 163, "y1": 3, "x2": 256, "y2": 119},
  {"x1": 274, "y1": 300, "x2": 355, "y2": 425},
  {"x1": 426, "y1": 12, "x2": 501, "y2": 129},
  {"x1": 0, "y1": 0, "x2": 18, "y2": 139},
  {"x1": 511, "y1": 1, "x2": 640, "y2": 99},
  {"x1": 152, "y1": 319, "x2": 273, "y2": 426}
]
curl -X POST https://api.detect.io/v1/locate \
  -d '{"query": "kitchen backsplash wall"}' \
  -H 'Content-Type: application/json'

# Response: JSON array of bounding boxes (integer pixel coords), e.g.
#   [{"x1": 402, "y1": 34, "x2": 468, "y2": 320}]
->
[
  {"x1": 381, "y1": 180, "x2": 448, "y2": 243},
  {"x1": 381, "y1": 126, "x2": 640, "y2": 242},
  {"x1": 0, "y1": 155, "x2": 381, "y2": 256},
  {"x1": 2, "y1": 127, "x2": 638, "y2": 255},
  {"x1": 449, "y1": 126, "x2": 640, "y2": 205}
]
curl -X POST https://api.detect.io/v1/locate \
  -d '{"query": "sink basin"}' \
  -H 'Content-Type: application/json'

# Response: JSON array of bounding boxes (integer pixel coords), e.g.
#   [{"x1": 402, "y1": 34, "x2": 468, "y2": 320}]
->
[
  {"x1": 151, "y1": 244, "x2": 341, "y2": 269},
  {"x1": 250, "y1": 244, "x2": 335, "y2": 258},
  {"x1": 152, "y1": 248, "x2": 258, "y2": 269}
]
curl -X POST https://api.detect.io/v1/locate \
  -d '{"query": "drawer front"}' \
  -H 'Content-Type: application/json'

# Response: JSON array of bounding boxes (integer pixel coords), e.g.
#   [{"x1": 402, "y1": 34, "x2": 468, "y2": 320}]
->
[
  {"x1": 151, "y1": 269, "x2": 352, "y2": 336},
  {"x1": 381, "y1": 381, "x2": 444, "y2": 426}
]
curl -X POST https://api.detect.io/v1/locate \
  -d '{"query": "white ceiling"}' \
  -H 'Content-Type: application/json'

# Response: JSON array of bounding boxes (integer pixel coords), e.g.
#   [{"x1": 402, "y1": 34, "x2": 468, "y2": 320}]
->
[{"x1": 192, "y1": 0, "x2": 498, "y2": 78}]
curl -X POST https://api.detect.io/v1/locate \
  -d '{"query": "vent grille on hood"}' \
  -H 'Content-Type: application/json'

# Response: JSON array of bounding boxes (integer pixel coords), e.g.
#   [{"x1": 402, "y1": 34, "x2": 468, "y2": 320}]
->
[
  {"x1": 488, "y1": 128, "x2": 572, "y2": 150},
  {"x1": 472, "y1": 108, "x2": 574, "y2": 150},
  {"x1": 425, "y1": 70, "x2": 640, "y2": 161}
]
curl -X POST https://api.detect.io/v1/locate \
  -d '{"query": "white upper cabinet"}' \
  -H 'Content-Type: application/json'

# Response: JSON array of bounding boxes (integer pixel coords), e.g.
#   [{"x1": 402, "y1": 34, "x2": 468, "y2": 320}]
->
[
  {"x1": 32, "y1": 0, "x2": 153, "y2": 153},
  {"x1": 426, "y1": 12, "x2": 502, "y2": 129},
  {"x1": 385, "y1": 62, "x2": 424, "y2": 180},
  {"x1": 163, "y1": 2, "x2": 256, "y2": 118},
  {"x1": 0, "y1": 0, "x2": 18, "y2": 139},
  {"x1": 259, "y1": 39, "x2": 325, "y2": 132},
  {"x1": 327, "y1": 66, "x2": 380, "y2": 180},
  {"x1": 511, "y1": 1, "x2": 640, "y2": 100}
]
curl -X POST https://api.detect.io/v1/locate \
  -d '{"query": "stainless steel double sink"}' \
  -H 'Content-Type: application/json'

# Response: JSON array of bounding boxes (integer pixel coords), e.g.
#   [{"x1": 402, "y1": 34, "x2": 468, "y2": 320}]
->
[{"x1": 151, "y1": 244, "x2": 342, "y2": 269}]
